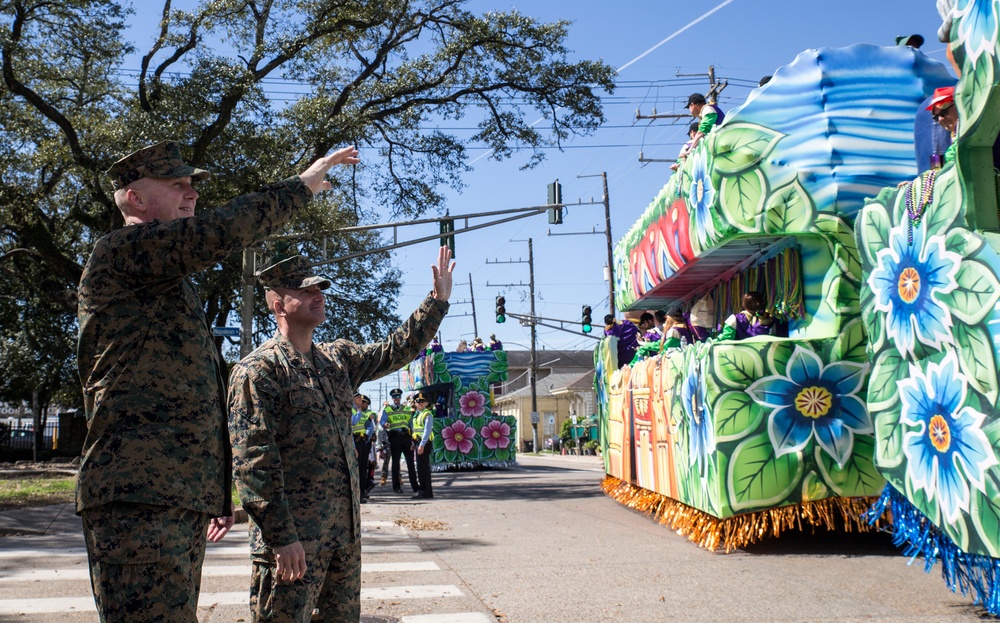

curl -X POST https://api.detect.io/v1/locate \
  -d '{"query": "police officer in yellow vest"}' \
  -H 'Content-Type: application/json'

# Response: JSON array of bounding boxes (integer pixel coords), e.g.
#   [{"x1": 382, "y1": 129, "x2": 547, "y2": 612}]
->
[
  {"x1": 380, "y1": 389, "x2": 418, "y2": 493},
  {"x1": 412, "y1": 393, "x2": 435, "y2": 499},
  {"x1": 351, "y1": 394, "x2": 377, "y2": 503}
]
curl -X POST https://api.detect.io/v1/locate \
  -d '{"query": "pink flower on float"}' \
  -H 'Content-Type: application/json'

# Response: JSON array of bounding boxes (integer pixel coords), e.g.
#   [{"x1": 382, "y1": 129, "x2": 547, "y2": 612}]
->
[
  {"x1": 459, "y1": 390, "x2": 487, "y2": 417},
  {"x1": 480, "y1": 420, "x2": 511, "y2": 450},
  {"x1": 442, "y1": 420, "x2": 476, "y2": 454}
]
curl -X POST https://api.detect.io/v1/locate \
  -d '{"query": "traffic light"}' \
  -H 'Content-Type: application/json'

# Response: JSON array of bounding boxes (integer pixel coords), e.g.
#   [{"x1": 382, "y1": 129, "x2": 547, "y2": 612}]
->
[
  {"x1": 495, "y1": 295, "x2": 506, "y2": 324},
  {"x1": 440, "y1": 218, "x2": 455, "y2": 257},
  {"x1": 547, "y1": 180, "x2": 563, "y2": 225},
  {"x1": 582, "y1": 305, "x2": 593, "y2": 333}
]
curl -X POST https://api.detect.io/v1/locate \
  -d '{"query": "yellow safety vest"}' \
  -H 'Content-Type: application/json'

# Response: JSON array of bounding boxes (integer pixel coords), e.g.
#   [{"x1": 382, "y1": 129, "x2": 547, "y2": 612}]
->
[
  {"x1": 386, "y1": 406, "x2": 413, "y2": 432},
  {"x1": 412, "y1": 408, "x2": 434, "y2": 441}
]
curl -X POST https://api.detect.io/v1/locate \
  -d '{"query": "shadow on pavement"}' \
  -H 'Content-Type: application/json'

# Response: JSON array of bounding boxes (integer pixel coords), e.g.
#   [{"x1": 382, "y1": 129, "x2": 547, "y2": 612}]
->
[{"x1": 739, "y1": 527, "x2": 902, "y2": 557}]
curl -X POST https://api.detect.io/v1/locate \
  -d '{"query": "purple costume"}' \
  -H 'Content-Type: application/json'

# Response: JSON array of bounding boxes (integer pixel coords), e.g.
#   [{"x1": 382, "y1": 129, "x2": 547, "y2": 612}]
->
[
  {"x1": 720, "y1": 313, "x2": 779, "y2": 340},
  {"x1": 605, "y1": 321, "x2": 639, "y2": 367}
]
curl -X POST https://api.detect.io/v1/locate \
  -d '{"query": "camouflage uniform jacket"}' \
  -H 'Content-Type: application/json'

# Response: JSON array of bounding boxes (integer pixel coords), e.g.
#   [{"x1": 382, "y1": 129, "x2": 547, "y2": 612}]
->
[
  {"x1": 76, "y1": 178, "x2": 313, "y2": 516},
  {"x1": 228, "y1": 293, "x2": 448, "y2": 554}
]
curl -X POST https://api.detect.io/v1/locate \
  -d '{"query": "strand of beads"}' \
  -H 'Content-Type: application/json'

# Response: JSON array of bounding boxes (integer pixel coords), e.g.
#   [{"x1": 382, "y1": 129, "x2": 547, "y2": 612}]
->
[{"x1": 905, "y1": 168, "x2": 939, "y2": 245}]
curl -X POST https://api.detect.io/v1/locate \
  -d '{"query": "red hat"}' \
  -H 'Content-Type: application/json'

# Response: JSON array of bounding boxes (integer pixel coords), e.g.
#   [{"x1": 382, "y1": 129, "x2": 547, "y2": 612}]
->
[{"x1": 926, "y1": 86, "x2": 955, "y2": 110}]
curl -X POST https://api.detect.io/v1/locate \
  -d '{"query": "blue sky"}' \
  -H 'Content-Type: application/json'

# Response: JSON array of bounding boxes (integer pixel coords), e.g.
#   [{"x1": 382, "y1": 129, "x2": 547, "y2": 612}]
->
[{"x1": 127, "y1": 0, "x2": 950, "y2": 374}]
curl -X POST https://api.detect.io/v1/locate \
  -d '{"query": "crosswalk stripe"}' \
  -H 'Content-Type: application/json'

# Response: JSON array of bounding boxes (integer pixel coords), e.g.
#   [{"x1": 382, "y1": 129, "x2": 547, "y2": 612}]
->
[
  {"x1": 361, "y1": 585, "x2": 463, "y2": 600},
  {"x1": 362, "y1": 544, "x2": 422, "y2": 553},
  {"x1": 0, "y1": 561, "x2": 441, "y2": 582},
  {"x1": 401, "y1": 614, "x2": 495, "y2": 623},
  {"x1": 0, "y1": 584, "x2": 464, "y2": 614}
]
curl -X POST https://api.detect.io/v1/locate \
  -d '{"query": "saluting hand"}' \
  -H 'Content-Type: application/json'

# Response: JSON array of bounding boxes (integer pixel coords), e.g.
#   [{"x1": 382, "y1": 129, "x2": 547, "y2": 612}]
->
[{"x1": 431, "y1": 246, "x2": 456, "y2": 301}]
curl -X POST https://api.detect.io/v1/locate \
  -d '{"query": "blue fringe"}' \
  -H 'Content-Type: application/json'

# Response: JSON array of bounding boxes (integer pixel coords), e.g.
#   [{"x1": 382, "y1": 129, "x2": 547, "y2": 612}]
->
[{"x1": 865, "y1": 484, "x2": 1000, "y2": 615}]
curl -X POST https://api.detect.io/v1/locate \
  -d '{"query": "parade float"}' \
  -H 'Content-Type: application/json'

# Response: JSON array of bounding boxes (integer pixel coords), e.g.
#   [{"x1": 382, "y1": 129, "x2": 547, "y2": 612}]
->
[
  {"x1": 404, "y1": 347, "x2": 515, "y2": 471},
  {"x1": 855, "y1": 1, "x2": 1000, "y2": 614},
  {"x1": 595, "y1": 42, "x2": 953, "y2": 550}
]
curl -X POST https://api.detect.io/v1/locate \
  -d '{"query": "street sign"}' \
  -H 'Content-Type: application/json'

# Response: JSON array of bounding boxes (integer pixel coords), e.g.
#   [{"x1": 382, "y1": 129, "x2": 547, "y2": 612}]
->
[
  {"x1": 530, "y1": 411, "x2": 540, "y2": 424},
  {"x1": 212, "y1": 327, "x2": 241, "y2": 338}
]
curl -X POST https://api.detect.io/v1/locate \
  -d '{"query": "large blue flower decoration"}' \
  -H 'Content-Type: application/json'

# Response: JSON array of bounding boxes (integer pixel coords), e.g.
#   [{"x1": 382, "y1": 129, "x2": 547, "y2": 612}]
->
[
  {"x1": 955, "y1": 0, "x2": 998, "y2": 64},
  {"x1": 747, "y1": 347, "x2": 871, "y2": 467},
  {"x1": 687, "y1": 149, "x2": 717, "y2": 248},
  {"x1": 868, "y1": 223, "x2": 960, "y2": 359},
  {"x1": 900, "y1": 351, "x2": 997, "y2": 523},
  {"x1": 681, "y1": 362, "x2": 715, "y2": 469}
]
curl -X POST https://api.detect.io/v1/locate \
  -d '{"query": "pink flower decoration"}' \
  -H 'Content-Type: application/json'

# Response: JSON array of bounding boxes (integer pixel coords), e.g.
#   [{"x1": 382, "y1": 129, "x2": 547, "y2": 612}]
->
[
  {"x1": 480, "y1": 420, "x2": 511, "y2": 450},
  {"x1": 459, "y1": 390, "x2": 487, "y2": 417},
  {"x1": 442, "y1": 420, "x2": 476, "y2": 454}
]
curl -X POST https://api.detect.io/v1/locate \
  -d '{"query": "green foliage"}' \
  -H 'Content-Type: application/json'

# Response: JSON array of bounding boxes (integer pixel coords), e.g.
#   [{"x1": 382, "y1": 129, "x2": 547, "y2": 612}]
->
[{"x1": 0, "y1": 0, "x2": 614, "y2": 392}]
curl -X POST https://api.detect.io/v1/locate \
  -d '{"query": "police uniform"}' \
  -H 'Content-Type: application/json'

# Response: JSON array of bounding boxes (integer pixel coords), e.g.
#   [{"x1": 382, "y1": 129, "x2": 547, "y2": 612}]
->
[
  {"x1": 412, "y1": 397, "x2": 435, "y2": 499},
  {"x1": 351, "y1": 396, "x2": 376, "y2": 501},
  {"x1": 77, "y1": 140, "x2": 312, "y2": 623},
  {"x1": 229, "y1": 256, "x2": 448, "y2": 623},
  {"x1": 381, "y1": 398, "x2": 417, "y2": 493}
]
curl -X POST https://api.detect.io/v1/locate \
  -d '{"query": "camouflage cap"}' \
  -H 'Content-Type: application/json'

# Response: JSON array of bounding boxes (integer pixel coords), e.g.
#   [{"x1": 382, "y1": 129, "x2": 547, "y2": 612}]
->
[
  {"x1": 106, "y1": 140, "x2": 211, "y2": 191},
  {"x1": 258, "y1": 256, "x2": 332, "y2": 290}
]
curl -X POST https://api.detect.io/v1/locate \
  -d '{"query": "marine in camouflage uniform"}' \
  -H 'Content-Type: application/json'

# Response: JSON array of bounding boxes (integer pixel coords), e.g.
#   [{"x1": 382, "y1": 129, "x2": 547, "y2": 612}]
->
[
  {"x1": 76, "y1": 140, "x2": 359, "y2": 623},
  {"x1": 228, "y1": 248, "x2": 454, "y2": 623}
]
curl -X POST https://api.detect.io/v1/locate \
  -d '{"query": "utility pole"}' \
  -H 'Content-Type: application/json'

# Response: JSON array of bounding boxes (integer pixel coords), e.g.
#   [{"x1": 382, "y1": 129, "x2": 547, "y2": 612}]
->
[
  {"x1": 240, "y1": 248, "x2": 257, "y2": 359},
  {"x1": 577, "y1": 172, "x2": 615, "y2": 315},
  {"x1": 468, "y1": 273, "x2": 479, "y2": 338},
  {"x1": 528, "y1": 238, "x2": 538, "y2": 454},
  {"x1": 486, "y1": 239, "x2": 539, "y2": 453}
]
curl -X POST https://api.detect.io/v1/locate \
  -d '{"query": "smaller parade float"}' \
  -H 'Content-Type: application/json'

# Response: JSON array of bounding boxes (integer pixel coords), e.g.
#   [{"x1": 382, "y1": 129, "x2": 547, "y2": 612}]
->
[
  {"x1": 597, "y1": 41, "x2": 952, "y2": 551},
  {"x1": 403, "y1": 339, "x2": 514, "y2": 471}
]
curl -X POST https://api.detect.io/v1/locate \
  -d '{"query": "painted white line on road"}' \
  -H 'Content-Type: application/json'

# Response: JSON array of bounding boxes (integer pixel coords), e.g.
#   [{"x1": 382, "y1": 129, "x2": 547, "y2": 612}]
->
[
  {"x1": 362, "y1": 544, "x2": 421, "y2": 553},
  {"x1": 362, "y1": 521, "x2": 397, "y2": 528},
  {"x1": 0, "y1": 586, "x2": 465, "y2": 614},
  {"x1": 363, "y1": 561, "x2": 440, "y2": 573},
  {"x1": 402, "y1": 614, "x2": 494, "y2": 623},
  {"x1": 362, "y1": 584, "x2": 463, "y2": 600},
  {"x1": 0, "y1": 561, "x2": 439, "y2": 582}
]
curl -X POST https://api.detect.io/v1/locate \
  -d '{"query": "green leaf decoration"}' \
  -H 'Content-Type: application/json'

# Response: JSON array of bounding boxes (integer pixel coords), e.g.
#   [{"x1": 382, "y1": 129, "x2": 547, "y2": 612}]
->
[
  {"x1": 954, "y1": 324, "x2": 1000, "y2": 404},
  {"x1": 957, "y1": 51, "x2": 995, "y2": 131},
  {"x1": 938, "y1": 259, "x2": 1000, "y2": 325},
  {"x1": 947, "y1": 227, "x2": 984, "y2": 257},
  {"x1": 712, "y1": 345, "x2": 765, "y2": 389},
  {"x1": 728, "y1": 432, "x2": 804, "y2": 511},
  {"x1": 815, "y1": 436, "x2": 884, "y2": 497},
  {"x1": 859, "y1": 203, "x2": 892, "y2": 266},
  {"x1": 829, "y1": 318, "x2": 868, "y2": 364},
  {"x1": 765, "y1": 342, "x2": 793, "y2": 377},
  {"x1": 868, "y1": 349, "x2": 906, "y2": 412},
  {"x1": 922, "y1": 170, "x2": 960, "y2": 237},
  {"x1": 801, "y1": 470, "x2": 831, "y2": 503},
  {"x1": 873, "y1": 407, "x2": 906, "y2": 470},
  {"x1": 971, "y1": 475, "x2": 1000, "y2": 557},
  {"x1": 943, "y1": 508, "x2": 971, "y2": 553},
  {"x1": 719, "y1": 168, "x2": 767, "y2": 232},
  {"x1": 814, "y1": 214, "x2": 862, "y2": 280},
  {"x1": 714, "y1": 390, "x2": 765, "y2": 442},
  {"x1": 711, "y1": 122, "x2": 784, "y2": 176},
  {"x1": 764, "y1": 178, "x2": 817, "y2": 233},
  {"x1": 904, "y1": 471, "x2": 941, "y2": 526},
  {"x1": 862, "y1": 297, "x2": 885, "y2": 355}
]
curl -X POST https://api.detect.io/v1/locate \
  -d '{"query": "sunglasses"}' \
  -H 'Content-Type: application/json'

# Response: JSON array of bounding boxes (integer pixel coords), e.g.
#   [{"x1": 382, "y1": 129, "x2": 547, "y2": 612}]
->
[
  {"x1": 932, "y1": 103, "x2": 954, "y2": 121},
  {"x1": 415, "y1": 399, "x2": 428, "y2": 403}
]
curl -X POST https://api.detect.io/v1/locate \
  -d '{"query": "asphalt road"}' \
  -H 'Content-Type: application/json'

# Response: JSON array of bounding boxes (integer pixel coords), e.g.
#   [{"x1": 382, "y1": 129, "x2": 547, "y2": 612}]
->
[{"x1": 0, "y1": 453, "x2": 986, "y2": 622}]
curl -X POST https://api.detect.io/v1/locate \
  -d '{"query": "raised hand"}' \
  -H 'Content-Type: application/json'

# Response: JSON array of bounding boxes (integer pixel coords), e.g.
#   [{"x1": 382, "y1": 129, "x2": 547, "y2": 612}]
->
[
  {"x1": 431, "y1": 246, "x2": 456, "y2": 301},
  {"x1": 299, "y1": 146, "x2": 360, "y2": 194}
]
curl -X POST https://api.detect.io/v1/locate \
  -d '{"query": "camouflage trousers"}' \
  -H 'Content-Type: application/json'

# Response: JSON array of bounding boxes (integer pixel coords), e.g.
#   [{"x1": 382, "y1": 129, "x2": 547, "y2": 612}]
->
[
  {"x1": 81, "y1": 502, "x2": 210, "y2": 623},
  {"x1": 250, "y1": 540, "x2": 361, "y2": 623}
]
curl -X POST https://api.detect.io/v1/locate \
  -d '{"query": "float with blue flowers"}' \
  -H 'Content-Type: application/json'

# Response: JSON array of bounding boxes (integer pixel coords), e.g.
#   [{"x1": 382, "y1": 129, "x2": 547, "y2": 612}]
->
[
  {"x1": 404, "y1": 348, "x2": 514, "y2": 471},
  {"x1": 855, "y1": 0, "x2": 1000, "y2": 614},
  {"x1": 597, "y1": 40, "x2": 954, "y2": 550}
]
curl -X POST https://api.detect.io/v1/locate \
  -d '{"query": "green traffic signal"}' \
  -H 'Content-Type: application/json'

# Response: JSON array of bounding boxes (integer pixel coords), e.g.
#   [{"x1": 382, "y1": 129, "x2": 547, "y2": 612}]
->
[
  {"x1": 496, "y1": 295, "x2": 506, "y2": 324},
  {"x1": 582, "y1": 304, "x2": 592, "y2": 333}
]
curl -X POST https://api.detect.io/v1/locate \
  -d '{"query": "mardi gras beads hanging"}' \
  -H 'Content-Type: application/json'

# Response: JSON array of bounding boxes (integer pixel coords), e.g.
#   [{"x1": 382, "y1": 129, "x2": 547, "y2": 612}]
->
[{"x1": 904, "y1": 169, "x2": 939, "y2": 245}]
